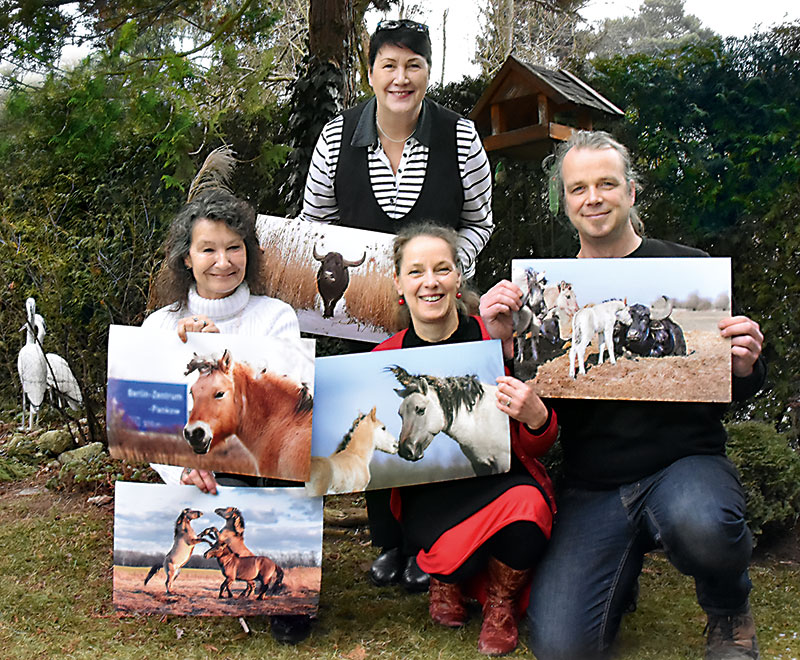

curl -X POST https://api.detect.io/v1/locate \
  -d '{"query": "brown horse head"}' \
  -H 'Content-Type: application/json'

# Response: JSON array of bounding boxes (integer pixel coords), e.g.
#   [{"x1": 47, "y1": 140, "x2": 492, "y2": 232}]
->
[
  {"x1": 183, "y1": 350, "x2": 238, "y2": 454},
  {"x1": 215, "y1": 506, "x2": 246, "y2": 535}
]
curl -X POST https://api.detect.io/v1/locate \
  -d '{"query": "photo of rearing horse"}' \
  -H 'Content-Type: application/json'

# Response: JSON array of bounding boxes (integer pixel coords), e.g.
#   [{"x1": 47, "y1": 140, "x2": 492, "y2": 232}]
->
[
  {"x1": 387, "y1": 365, "x2": 510, "y2": 477},
  {"x1": 183, "y1": 350, "x2": 313, "y2": 481},
  {"x1": 143, "y1": 508, "x2": 205, "y2": 595}
]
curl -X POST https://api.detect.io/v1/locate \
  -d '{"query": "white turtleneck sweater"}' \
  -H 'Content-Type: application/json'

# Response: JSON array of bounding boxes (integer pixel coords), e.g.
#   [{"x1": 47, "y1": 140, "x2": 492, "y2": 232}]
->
[
  {"x1": 142, "y1": 282, "x2": 299, "y2": 340},
  {"x1": 142, "y1": 282, "x2": 300, "y2": 484}
]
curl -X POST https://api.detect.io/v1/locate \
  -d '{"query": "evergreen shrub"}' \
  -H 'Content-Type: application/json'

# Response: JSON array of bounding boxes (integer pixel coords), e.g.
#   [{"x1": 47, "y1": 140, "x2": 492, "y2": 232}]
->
[{"x1": 726, "y1": 420, "x2": 800, "y2": 542}]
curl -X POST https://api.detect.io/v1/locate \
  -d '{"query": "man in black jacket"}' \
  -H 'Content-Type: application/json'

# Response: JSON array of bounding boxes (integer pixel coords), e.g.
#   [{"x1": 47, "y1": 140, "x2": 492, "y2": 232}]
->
[{"x1": 480, "y1": 130, "x2": 764, "y2": 660}]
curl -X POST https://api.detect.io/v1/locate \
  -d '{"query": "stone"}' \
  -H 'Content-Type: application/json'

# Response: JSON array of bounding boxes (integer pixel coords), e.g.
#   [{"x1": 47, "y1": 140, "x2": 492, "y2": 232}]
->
[
  {"x1": 37, "y1": 430, "x2": 74, "y2": 455},
  {"x1": 58, "y1": 442, "x2": 105, "y2": 465}
]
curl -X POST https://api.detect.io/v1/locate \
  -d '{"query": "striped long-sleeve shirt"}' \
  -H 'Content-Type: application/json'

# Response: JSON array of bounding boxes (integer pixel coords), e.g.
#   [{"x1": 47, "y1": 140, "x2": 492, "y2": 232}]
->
[{"x1": 301, "y1": 101, "x2": 493, "y2": 279}]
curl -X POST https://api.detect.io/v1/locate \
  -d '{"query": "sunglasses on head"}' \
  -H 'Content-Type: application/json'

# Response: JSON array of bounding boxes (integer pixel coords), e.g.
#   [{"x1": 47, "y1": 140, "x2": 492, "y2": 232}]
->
[{"x1": 376, "y1": 19, "x2": 429, "y2": 35}]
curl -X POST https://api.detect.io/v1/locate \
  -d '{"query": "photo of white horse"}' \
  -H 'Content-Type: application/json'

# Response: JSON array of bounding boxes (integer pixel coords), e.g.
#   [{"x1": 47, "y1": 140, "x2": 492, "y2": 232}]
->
[
  {"x1": 387, "y1": 365, "x2": 510, "y2": 476},
  {"x1": 311, "y1": 340, "x2": 509, "y2": 490},
  {"x1": 510, "y1": 257, "x2": 732, "y2": 402}
]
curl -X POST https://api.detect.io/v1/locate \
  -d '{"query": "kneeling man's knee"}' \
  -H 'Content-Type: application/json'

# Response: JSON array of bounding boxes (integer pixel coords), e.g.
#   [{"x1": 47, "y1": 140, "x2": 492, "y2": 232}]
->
[{"x1": 660, "y1": 504, "x2": 751, "y2": 575}]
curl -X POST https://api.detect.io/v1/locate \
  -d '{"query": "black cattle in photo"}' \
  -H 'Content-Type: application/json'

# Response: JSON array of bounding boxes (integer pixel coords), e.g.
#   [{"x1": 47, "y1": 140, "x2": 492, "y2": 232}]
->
[
  {"x1": 616, "y1": 297, "x2": 687, "y2": 358},
  {"x1": 313, "y1": 245, "x2": 366, "y2": 318}
]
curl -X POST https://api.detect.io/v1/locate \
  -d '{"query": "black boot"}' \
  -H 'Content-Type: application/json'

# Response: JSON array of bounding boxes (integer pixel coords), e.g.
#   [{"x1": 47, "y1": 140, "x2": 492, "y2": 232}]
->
[
  {"x1": 369, "y1": 547, "x2": 404, "y2": 586},
  {"x1": 269, "y1": 615, "x2": 311, "y2": 644}
]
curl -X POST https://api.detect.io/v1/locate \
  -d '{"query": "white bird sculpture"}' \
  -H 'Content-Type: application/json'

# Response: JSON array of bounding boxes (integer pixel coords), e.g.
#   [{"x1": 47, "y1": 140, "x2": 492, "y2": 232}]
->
[
  {"x1": 30, "y1": 309, "x2": 83, "y2": 412},
  {"x1": 45, "y1": 351, "x2": 83, "y2": 411},
  {"x1": 17, "y1": 297, "x2": 47, "y2": 430}
]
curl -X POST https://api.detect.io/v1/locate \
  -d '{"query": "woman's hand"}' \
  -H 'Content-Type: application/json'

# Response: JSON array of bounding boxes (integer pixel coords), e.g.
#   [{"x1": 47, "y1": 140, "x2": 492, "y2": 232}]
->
[
  {"x1": 177, "y1": 315, "x2": 219, "y2": 343},
  {"x1": 180, "y1": 467, "x2": 218, "y2": 495},
  {"x1": 480, "y1": 280, "x2": 523, "y2": 359},
  {"x1": 495, "y1": 375, "x2": 549, "y2": 430}
]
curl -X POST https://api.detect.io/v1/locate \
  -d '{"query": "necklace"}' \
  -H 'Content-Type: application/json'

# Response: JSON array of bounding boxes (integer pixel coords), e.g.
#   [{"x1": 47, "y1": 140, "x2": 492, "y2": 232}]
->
[{"x1": 376, "y1": 116, "x2": 415, "y2": 144}]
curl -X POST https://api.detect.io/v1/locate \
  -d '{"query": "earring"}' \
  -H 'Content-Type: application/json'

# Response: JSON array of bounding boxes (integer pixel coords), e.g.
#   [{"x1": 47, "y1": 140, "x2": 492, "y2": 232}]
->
[
  {"x1": 398, "y1": 296, "x2": 405, "y2": 306},
  {"x1": 456, "y1": 292, "x2": 462, "y2": 299}
]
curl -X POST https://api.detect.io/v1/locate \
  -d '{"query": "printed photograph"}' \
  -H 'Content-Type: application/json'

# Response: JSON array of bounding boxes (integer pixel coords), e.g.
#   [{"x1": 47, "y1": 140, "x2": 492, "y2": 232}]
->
[
  {"x1": 256, "y1": 215, "x2": 395, "y2": 342},
  {"x1": 113, "y1": 482, "x2": 323, "y2": 616},
  {"x1": 510, "y1": 257, "x2": 732, "y2": 402},
  {"x1": 107, "y1": 326, "x2": 315, "y2": 481},
  {"x1": 306, "y1": 340, "x2": 509, "y2": 495}
]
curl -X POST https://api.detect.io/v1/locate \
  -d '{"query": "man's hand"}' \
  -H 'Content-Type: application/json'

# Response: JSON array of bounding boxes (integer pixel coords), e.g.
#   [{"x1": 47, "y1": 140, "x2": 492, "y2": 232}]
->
[{"x1": 719, "y1": 316, "x2": 763, "y2": 378}]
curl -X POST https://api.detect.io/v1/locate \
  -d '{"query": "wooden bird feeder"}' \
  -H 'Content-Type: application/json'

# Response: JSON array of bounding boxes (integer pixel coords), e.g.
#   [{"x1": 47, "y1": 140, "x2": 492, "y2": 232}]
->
[{"x1": 470, "y1": 56, "x2": 624, "y2": 161}]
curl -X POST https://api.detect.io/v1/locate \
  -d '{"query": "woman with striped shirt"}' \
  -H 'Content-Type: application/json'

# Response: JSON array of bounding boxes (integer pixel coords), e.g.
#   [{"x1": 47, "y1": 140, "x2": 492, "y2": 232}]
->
[
  {"x1": 301, "y1": 19, "x2": 493, "y2": 280},
  {"x1": 302, "y1": 18, "x2": 496, "y2": 594}
]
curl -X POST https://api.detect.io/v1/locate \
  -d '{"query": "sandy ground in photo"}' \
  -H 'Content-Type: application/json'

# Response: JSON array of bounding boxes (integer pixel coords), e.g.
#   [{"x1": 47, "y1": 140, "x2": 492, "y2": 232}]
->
[
  {"x1": 113, "y1": 565, "x2": 320, "y2": 616},
  {"x1": 527, "y1": 310, "x2": 731, "y2": 402}
]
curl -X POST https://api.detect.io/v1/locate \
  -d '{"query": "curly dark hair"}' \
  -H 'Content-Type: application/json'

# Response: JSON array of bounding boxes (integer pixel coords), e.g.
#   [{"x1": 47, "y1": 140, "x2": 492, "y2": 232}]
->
[{"x1": 148, "y1": 189, "x2": 266, "y2": 310}]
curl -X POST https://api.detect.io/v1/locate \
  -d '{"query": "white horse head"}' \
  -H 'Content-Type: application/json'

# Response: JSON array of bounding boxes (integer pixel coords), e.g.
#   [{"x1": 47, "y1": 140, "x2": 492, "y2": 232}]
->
[{"x1": 395, "y1": 387, "x2": 445, "y2": 462}]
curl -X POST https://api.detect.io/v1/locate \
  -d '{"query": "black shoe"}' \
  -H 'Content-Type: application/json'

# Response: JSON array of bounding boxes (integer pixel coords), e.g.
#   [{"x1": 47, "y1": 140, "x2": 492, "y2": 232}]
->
[
  {"x1": 370, "y1": 547, "x2": 404, "y2": 586},
  {"x1": 401, "y1": 555, "x2": 430, "y2": 593},
  {"x1": 269, "y1": 614, "x2": 311, "y2": 645}
]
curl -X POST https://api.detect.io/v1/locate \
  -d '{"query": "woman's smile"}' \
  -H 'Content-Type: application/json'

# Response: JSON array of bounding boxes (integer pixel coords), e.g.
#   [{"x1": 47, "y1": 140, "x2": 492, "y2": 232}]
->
[
  {"x1": 394, "y1": 236, "x2": 461, "y2": 339},
  {"x1": 184, "y1": 218, "x2": 247, "y2": 300}
]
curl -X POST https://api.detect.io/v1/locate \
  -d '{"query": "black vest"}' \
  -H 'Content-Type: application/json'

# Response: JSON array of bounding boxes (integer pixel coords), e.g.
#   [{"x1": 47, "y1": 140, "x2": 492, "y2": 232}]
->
[{"x1": 334, "y1": 99, "x2": 464, "y2": 234}]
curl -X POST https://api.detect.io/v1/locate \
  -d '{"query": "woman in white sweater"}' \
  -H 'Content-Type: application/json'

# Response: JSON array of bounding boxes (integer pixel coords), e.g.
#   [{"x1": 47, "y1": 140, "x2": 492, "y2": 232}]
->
[
  {"x1": 144, "y1": 188, "x2": 299, "y2": 489},
  {"x1": 142, "y1": 189, "x2": 310, "y2": 643}
]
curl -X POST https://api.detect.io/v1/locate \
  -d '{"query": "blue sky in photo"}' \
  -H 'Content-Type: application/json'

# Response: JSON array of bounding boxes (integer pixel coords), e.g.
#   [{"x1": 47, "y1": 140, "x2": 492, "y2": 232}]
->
[
  {"x1": 113, "y1": 482, "x2": 323, "y2": 558},
  {"x1": 512, "y1": 257, "x2": 730, "y2": 308}
]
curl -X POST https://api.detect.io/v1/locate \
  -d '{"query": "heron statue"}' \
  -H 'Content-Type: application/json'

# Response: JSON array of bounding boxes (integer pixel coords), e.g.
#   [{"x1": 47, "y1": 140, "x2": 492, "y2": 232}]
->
[{"x1": 17, "y1": 297, "x2": 47, "y2": 429}]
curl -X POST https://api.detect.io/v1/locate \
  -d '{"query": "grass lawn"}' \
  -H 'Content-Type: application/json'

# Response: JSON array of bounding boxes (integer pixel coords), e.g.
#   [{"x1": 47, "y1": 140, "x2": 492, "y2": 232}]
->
[{"x1": 0, "y1": 480, "x2": 797, "y2": 660}]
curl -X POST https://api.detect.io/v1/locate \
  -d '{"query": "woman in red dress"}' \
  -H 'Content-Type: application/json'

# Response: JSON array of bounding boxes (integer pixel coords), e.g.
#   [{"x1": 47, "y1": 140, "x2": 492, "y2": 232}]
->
[{"x1": 374, "y1": 222, "x2": 557, "y2": 656}]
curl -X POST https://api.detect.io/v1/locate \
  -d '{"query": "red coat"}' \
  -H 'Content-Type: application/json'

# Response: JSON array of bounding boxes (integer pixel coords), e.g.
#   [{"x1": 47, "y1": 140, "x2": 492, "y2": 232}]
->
[
  {"x1": 373, "y1": 315, "x2": 557, "y2": 515},
  {"x1": 374, "y1": 317, "x2": 557, "y2": 612}
]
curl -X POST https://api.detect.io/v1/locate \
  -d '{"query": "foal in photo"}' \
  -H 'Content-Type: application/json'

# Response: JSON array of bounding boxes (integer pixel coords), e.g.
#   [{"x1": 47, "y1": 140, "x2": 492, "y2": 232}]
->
[{"x1": 305, "y1": 407, "x2": 398, "y2": 496}]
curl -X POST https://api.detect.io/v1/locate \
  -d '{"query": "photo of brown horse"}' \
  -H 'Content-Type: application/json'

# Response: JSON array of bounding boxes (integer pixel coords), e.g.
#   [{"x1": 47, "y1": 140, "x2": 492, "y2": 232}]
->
[
  {"x1": 183, "y1": 350, "x2": 313, "y2": 481},
  {"x1": 107, "y1": 327, "x2": 315, "y2": 481},
  {"x1": 114, "y1": 483, "x2": 323, "y2": 617}
]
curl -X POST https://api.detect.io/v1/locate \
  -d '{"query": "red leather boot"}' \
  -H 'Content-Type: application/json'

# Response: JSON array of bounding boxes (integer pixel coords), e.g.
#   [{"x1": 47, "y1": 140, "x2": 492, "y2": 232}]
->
[
  {"x1": 429, "y1": 577, "x2": 468, "y2": 628},
  {"x1": 477, "y1": 558, "x2": 532, "y2": 656}
]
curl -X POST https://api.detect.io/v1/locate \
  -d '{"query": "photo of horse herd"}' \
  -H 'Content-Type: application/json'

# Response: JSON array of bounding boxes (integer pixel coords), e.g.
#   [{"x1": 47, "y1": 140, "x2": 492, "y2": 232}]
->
[{"x1": 510, "y1": 257, "x2": 732, "y2": 402}]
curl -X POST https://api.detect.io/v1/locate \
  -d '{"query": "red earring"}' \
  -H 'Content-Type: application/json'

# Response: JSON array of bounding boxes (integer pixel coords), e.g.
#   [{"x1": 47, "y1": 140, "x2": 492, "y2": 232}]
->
[
  {"x1": 456, "y1": 292, "x2": 462, "y2": 299},
  {"x1": 398, "y1": 296, "x2": 405, "y2": 306}
]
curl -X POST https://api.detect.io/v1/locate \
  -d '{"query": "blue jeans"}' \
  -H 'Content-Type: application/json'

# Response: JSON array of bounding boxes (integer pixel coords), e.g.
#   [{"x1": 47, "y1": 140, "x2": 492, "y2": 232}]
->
[{"x1": 527, "y1": 454, "x2": 752, "y2": 660}]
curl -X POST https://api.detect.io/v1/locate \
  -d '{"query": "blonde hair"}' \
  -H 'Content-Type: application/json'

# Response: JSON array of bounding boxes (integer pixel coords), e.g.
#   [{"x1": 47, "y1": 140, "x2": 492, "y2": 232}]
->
[
  {"x1": 554, "y1": 130, "x2": 645, "y2": 236},
  {"x1": 392, "y1": 222, "x2": 479, "y2": 330}
]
